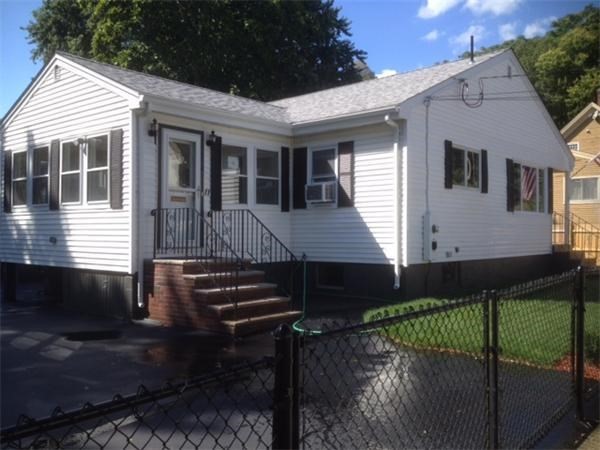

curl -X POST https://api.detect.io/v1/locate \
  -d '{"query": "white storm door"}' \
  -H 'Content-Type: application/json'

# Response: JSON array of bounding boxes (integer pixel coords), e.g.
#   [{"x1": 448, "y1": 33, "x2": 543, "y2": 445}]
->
[{"x1": 161, "y1": 129, "x2": 202, "y2": 211}]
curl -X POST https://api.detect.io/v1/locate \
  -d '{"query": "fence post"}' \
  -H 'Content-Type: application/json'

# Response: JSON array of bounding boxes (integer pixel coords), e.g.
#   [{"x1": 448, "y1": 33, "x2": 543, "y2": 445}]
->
[
  {"x1": 291, "y1": 330, "x2": 301, "y2": 448},
  {"x1": 575, "y1": 266, "x2": 586, "y2": 421},
  {"x1": 273, "y1": 324, "x2": 297, "y2": 450},
  {"x1": 489, "y1": 290, "x2": 500, "y2": 450}
]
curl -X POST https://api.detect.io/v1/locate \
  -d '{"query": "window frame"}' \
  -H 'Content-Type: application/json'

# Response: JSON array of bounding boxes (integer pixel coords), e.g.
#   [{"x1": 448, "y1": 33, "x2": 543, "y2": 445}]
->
[
  {"x1": 512, "y1": 162, "x2": 546, "y2": 213},
  {"x1": 31, "y1": 145, "x2": 50, "y2": 206},
  {"x1": 60, "y1": 140, "x2": 82, "y2": 205},
  {"x1": 221, "y1": 142, "x2": 249, "y2": 206},
  {"x1": 86, "y1": 133, "x2": 110, "y2": 204},
  {"x1": 451, "y1": 145, "x2": 481, "y2": 190},
  {"x1": 255, "y1": 148, "x2": 280, "y2": 207},
  {"x1": 571, "y1": 176, "x2": 600, "y2": 204},
  {"x1": 308, "y1": 145, "x2": 338, "y2": 184},
  {"x1": 11, "y1": 150, "x2": 28, "y2": 207}
]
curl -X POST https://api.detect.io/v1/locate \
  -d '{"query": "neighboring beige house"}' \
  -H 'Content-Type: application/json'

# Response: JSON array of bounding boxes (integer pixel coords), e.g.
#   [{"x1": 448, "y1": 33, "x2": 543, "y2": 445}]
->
[{"x1": 553, "y1": 99, "x2": 600, "y2": 264}]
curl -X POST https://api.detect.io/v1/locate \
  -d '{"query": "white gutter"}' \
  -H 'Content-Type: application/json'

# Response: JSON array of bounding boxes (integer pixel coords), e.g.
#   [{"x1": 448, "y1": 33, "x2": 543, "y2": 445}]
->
[
  {"x1": 129, "y1": 98, "x2": 145, "y2": 308},
  {"x1": 384, "y1": 114, "x2": 401, "y2": 289}
]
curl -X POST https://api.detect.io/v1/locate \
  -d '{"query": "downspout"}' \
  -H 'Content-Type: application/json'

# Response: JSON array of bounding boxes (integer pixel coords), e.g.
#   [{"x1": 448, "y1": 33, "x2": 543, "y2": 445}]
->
[
  {"x1": 385, "y1": 114, "x2": 401, "y2": 289},
  {"x1": 129, "y1": 97, "x2": 146, "y2": 308}
]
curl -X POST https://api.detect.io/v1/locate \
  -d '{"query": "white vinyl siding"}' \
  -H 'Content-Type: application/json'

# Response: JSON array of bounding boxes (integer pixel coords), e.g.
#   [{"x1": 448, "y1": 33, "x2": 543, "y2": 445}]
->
[
  {"x1": 0, "y1": 64, "x2": 132, "y2": 272},
  {"x1": 405, "y1": 53, "x2": 569, "y2": 265},
  {"x1": 291, "y1": 125, "x2": 396, "y2": 265}
]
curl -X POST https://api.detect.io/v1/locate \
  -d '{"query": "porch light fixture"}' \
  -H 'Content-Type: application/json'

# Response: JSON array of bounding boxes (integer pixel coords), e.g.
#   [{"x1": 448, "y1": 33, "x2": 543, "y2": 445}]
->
[
  {"x1": 206, "y1": 130, "x2": 218, "y2": 146},
  {"x1": 148, "y1": 118, "x2": 158, "y2": 144}
]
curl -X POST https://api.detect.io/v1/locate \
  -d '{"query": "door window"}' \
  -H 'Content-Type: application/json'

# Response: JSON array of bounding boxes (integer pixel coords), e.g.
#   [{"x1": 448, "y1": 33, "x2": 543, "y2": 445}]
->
[{"x1": 168, "y1": 139, "x2": 195, "y2": 189}]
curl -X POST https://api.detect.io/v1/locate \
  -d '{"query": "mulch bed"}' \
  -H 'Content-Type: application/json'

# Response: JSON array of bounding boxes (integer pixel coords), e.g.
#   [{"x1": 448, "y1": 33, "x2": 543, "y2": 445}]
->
[{"x1": 554, "y1": 354, "x2": 600, "y2": 381}]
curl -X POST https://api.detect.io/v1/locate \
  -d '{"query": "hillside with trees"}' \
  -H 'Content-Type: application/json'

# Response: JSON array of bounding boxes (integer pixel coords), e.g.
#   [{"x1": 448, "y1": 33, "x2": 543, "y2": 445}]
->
[{"x1": 463, "y1": 4, "x2": 599, "y2": 128}]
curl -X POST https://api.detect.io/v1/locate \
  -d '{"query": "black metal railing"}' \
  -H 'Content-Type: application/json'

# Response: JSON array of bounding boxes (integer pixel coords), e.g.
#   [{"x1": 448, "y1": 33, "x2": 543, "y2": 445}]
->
[
  {"x1": 208, "y1": 209, "x2": 297, "y2": 265},
  {"x1": 151, "y1": 208, "x2": 243, "y2": 315},
  {"x1": 209, "y1": 209, "x2": 303, "y2": 302}
]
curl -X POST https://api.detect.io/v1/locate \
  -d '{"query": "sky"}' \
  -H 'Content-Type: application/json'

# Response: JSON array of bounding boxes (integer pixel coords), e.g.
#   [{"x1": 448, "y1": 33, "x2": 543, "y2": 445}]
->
[{"x1": 0, "y1": 0, "x2": 593, "y2": 117}]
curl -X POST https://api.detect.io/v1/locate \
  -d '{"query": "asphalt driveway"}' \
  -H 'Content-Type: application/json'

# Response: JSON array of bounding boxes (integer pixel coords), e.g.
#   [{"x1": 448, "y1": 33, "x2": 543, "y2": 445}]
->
[{"x1": 0, "y1": 302, "x2": 273, "y2": 428}]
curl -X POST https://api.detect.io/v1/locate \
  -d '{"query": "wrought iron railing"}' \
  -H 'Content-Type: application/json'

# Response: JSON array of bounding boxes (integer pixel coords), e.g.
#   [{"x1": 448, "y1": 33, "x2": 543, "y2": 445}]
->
[
  {"x1": 151, "y1": 208, "x2": 242, "y2": 314},
  {"x1": 208, "y1": 209, "x2": 303, "y2": 303},
  {"x1": 553, "y1": 211, "x2": 600, "y2": 262}
]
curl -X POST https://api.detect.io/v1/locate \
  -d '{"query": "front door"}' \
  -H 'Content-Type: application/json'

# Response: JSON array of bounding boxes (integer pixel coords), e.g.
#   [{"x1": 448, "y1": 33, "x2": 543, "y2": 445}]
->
[{"x1": 160, "y1": 128, "x2": 203, "y2": 252}]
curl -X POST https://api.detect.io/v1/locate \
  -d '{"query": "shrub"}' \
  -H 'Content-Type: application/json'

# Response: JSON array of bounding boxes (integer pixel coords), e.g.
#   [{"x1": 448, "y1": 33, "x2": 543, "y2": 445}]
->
[{"x1": 585, "y1": 331, "x2": 600, "y2": 365}]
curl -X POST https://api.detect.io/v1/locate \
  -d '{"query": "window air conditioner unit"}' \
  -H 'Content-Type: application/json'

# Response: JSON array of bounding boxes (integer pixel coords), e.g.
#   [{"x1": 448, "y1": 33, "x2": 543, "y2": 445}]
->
[{"x1": 305, "y1": 182, "x2": 336, "y2": 203}]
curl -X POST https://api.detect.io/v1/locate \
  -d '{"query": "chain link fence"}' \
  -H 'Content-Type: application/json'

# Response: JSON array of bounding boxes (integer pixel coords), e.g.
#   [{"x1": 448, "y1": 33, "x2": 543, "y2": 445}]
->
[
  {"x1": 1, "y1": 358, "x2": 274, "y2": 450},
  {"x1": 1, "y1": 268, "x2": 597, "y2": 449}
]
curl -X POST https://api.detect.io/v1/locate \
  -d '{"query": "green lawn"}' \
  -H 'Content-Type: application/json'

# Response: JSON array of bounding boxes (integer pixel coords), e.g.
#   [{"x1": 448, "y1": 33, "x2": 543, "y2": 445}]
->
[{"x1": 363, "y1": 288, "x2": 599, "y2": 368}]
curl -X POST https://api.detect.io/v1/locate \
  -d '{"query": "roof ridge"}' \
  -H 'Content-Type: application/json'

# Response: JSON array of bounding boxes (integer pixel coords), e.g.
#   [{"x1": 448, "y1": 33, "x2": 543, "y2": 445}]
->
[
  {"x1": 269, "y1": 50, "x2": 507, "y2": 105},
  {"x1": 56, "y1": 51, "x2": 287, "y2": 111}
]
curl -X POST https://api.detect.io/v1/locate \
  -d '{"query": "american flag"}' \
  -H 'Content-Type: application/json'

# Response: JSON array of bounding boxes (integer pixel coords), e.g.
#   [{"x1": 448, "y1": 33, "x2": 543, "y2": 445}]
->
[{"x1": 522, "y1": 166, "x2": 537, "y2": 201}]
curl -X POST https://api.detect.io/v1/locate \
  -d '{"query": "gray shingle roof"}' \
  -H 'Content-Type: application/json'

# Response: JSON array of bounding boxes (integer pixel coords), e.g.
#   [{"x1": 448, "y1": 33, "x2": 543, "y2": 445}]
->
[
  {"x1": 58, "y1": 52, "x2": 290, "y2": 124},
  {"x1": 269, "y1": 51, "x2": 504, "y2": 124},
  {"x1": 59, "y1": 50, "x2": 505, "y2": 126}
]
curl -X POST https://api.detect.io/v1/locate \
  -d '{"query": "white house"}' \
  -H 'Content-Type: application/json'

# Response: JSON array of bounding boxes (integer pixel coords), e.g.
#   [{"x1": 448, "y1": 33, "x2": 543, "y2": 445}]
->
[{"x1": 0, "y1": 49, "x2": 573, "y2": 334}]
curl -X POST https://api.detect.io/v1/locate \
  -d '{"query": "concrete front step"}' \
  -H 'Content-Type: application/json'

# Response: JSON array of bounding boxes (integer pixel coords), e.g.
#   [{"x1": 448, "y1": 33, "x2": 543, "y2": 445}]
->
[
  {"x1": 195, "y1": 282, "x2": 278, "y2": 304},
  {"x1": 204, "y1": 296, "x2": 291, "y2": 320},
  {"x1": 222, "y1": 310, "x2": 302, "y2": 336},
  {"x1": 183, "y1": 270, "x2": 265, "y2": 288}
]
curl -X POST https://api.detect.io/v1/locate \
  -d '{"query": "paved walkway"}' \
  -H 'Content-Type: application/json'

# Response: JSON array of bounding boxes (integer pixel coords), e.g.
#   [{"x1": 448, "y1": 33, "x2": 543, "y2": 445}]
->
[{"x1": 1, "y1": 303, "x2": 273, "y2": 428}]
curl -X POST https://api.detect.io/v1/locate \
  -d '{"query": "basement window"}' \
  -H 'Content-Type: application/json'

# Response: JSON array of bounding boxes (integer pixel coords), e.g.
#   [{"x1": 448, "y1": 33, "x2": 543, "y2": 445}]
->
[{"x1": 316, "y1": 263, "x2": 344, "y2": 290}]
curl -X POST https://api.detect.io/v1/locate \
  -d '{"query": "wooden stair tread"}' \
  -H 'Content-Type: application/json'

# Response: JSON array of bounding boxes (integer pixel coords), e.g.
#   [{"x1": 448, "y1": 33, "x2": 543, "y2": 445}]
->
[
  {"x1": 222, "y1": 310, "x2": 302, "y2": 328},
  {"x1": 195, "y1": 282, "x2": 277, "y2": 295},
  {"x1": 183, "y1": 270, "x2": 264, "y2": 280},
  {"x1": 205, "y1": 296, "x2": 290, "y2": 313}
]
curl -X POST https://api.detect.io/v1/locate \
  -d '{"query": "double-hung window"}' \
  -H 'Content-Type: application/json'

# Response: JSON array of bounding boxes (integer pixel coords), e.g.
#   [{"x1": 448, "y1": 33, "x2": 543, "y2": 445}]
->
[
  {"x1": 222, "y1": 145, "x2": 248, "y2": 204},
  {"x1": 12, "y1": 151, "x2": 27, "y2": 206},
  {"x1": 61, "y1": 141, "x2": 81, "y2": 203},
  {"x1": 256, "y1": 149, "x2": 279, "y2": 205},
  {"x1": 452, "y1": 147, "x2": 479, "y2": 188},
  {"x1": 32, "y1": 146, "x2": 49, "y2": 205},
  {"x1": 571, "y1": 177, "x2": 599, "y2": 202},
  {"x1": 512, "y1": 163, "x2": 545, "y2": 212},
  {"x1": 87, "y1": 135, "x2": 109, "y2": 202},
  {"x1": 311, "y1": 147, "x2": 336, "y2": 183}
]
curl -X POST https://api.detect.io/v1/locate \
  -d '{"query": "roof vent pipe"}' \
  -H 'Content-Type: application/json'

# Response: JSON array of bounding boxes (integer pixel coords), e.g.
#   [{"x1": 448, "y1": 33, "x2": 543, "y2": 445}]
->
[{"x1": 470, "y1": 35, "x2": 474, "y2": 64}]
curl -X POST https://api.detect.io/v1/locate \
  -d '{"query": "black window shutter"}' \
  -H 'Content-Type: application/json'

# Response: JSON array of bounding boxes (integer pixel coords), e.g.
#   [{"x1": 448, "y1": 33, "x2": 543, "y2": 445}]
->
[
  {"x1": 481, "y1": 149, "x2": 488, "y2": 194},
  {"x1": 3, "y1": 150, "x2": 11, "y2": 213},
  {"x1": 338, "y1": 141, "x2": 354, "y2": 207},
  {"x1": 110, "y1": 128, "x2": 124, "y2": 209},
  {"x1": 547, "y1": 168, "x2": 553, "y2": 214},
  {"x1": 281, "y1": 147, "x2": 290, "y2": 212},
  {"x1": 49, "y1": 139, "x2": 60, "y2": 210},
  {"x1": 210, "y1": 136, "x2": 222, "y2": 211},
  {"x1": 444, "y1": 140, "x2": 453, "y2": 189},
  {"x1": 293, "y1": 147, "x2": 307, "y2": 209},
  {"x1": 506, "y1": 158, "x2": 514, "y2": 212}
]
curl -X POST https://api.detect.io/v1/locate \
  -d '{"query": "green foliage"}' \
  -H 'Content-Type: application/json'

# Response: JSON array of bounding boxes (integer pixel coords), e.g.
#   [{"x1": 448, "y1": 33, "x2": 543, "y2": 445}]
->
[
  {"x1": 461, "y1": 4, "x2": 599, "y2": 127},
  {"x1": 26, "y1": 0, "x2": 367, "y2": 101}
]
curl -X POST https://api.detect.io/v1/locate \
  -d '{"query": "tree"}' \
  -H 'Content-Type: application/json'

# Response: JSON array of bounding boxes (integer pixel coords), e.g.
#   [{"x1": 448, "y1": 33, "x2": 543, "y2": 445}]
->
[{"x1": 26, "y1": 0, "x2": 367, "y2": 101}]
